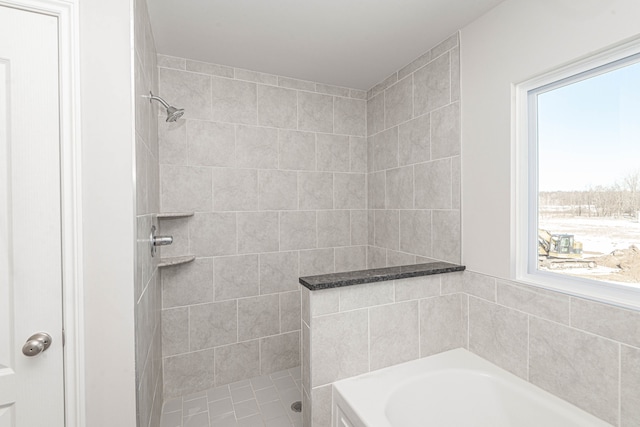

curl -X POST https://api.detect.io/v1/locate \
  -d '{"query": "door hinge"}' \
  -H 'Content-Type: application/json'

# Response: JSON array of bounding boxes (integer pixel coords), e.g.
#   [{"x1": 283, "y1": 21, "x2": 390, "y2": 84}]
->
[{"x1": 62, "y1": 329, "x2": 65, "y2": 347}]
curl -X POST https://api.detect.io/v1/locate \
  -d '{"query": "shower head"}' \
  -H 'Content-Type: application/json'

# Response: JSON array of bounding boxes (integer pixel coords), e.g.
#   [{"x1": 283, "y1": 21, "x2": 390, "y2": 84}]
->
[{"x1": 148, "y1": 92, "x2": 185, "y2": 122}]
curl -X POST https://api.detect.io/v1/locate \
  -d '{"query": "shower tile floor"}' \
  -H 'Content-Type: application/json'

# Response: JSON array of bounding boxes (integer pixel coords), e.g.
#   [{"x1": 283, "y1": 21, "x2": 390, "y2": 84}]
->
[{"x1": 160, "y1": 366, "x2": 303, "y2": 427}]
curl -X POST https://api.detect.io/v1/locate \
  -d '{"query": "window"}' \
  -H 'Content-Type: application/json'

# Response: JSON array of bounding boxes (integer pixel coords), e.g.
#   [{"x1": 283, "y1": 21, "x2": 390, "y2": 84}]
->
[{"x1": 515, "y1": 39, "x2": 640, "y2": 308}]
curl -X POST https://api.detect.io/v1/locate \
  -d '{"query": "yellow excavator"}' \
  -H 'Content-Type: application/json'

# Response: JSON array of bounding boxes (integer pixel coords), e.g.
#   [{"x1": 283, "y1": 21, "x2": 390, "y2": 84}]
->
[{"x1": 538, "y1": 230, "x2": 596, "y2": 269}]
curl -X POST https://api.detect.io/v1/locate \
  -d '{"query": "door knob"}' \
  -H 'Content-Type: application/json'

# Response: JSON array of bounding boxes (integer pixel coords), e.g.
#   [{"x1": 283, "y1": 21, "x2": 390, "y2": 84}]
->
[{"x1": 22, "y1": 332, "x2": 52, "y2": 357}]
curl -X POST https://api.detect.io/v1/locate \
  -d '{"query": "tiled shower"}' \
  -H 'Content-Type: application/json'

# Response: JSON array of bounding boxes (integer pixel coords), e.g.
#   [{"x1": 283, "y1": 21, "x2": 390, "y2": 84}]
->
[
  {"x1": 132, "y1": 0, "x2": 640, "y2": 426},
  {"x1": 154, "y1": 30, "x2": 461, "y2": 405}
]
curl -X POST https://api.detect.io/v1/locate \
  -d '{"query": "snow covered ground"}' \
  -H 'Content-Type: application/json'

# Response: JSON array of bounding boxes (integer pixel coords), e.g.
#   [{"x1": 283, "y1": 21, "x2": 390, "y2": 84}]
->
[{"x1": 539, "y1": 216, "x2": 640, "y2": 255}]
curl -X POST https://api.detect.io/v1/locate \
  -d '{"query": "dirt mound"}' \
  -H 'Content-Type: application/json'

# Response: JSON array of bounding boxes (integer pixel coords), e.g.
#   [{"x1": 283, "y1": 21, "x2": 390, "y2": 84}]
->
[{"x1": 592, "y1": 246, "x2": 640, "y2": 282}]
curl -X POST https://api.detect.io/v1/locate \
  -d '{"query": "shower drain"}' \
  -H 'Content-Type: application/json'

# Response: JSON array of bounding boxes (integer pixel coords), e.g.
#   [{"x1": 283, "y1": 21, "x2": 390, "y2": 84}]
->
[{"x1": 291, "y1": 401, "x2": 302, "y2": 413}]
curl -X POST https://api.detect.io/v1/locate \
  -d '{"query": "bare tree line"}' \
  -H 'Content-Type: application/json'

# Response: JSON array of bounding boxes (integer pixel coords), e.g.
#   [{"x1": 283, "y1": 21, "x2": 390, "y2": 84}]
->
[{"x1": 540, "y1": 170, "x2": 640, "y2": 218}]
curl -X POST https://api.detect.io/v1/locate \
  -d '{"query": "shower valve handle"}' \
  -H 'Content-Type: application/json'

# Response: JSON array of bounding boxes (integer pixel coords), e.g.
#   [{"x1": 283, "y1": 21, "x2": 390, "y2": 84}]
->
[{"x1": 152, "y1": 236, "x2": 173, "y2": 246}]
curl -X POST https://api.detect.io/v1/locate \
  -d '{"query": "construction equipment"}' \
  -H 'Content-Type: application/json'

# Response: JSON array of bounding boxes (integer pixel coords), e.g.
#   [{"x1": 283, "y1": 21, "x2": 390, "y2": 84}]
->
[{"x1": 538, "y1": 229, "x2": 596, "y2": 269}]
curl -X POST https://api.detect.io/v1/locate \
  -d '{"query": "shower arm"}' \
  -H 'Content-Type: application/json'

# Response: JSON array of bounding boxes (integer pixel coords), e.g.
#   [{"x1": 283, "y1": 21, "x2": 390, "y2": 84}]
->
[{"x1": 148, "y1": 92, "x2": 170, "y2": 109}]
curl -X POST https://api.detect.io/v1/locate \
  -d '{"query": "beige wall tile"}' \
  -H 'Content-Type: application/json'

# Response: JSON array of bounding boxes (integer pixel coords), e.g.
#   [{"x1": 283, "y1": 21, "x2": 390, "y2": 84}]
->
[
  {"x1": 349, "y1": 137, "x2": 367, "y2": 173},
  {"x1": 280, "y1": 211, "x2": 317, "y2": 251},
  {"x1": 374, "y1": 210, "x2": 399, "y2": 250},
  {"x1": 237, "y1": 212, "x2": 279, "y2": 254},
  {"x1": 159, "y1": 119, "x2": 187, "y2": 165},
  {"x1": 162, "y1": 258, "x2": 213, "y2": 308},
  {"x1": 213, "y1": 168, "x2": 258, "y2": 212},
  {"x1": 432, "y1": 210, "x2": 460, "y2": 263},
  {"x1": 414, "y1": 159, "x2": 452, "y2": 209},
  {"x1": 431, "y1": 33, "x2": 458, "y2": 58},
  {"x1": 529, "y1": 317, "x2": 619, "y2": 425},
  {"x1": 279, "y1": 130, "x2": 316, "y2": 171},
  {"x1": 261, "y1": 332, "x2": 300, "y2": 374},
  {"x1": 236, "y1": 125, "x2": 278, "y2": 169},
  {"x1": 366, "y1": 93, "x2": 384, "y2": 136},
  {"x1": 468, "y1": 297, "x2": 528, "y2": 379},
  {"x1": 280, "y1": 291, "x2": 302, "y2": 333},
  {"x1": 398, "y1": 114, "x2": 430, "y2": 166},
  {"x1": 317, "y1": 134, "x2": 350, "y2": 172},
  {"x1": 258, "y1": 85, "x2": 297, "y2": 129},
  {"x1": 311, "y1": 385, "x2": 332, "y2": 427},
  {"x1": 367, "y1": 245, "x2": 386, "y2": 268},
  {"x1": 399, "y1": 210, "x2": 431, "y2": 257},
  {"x1": 420, "y1": 294, "x2": 464, "y2": 357},
  {"x1": 159, "y1": 68, "x2": 212, "y2": 120},
  {"x1": 440, "y1": 271, "x2": 463, "y2": 294},
  {"x1": 463, "y1": 271, "x2": 496, "y2": 301},
  {"x1": 369, "y1": 127, "x2": 399, "y2": 172},
  {"x1": 431, "y1": 102, "x2": 460, "y2": 160},
  {"x1": 259, "y1": 170, "x2": 298, "y2": 210},
  {"x1": 157, "y1": 54, "x2": 185, "y2": 70},
  {"x1": 186, "y1": 120, "x2": 235, "y2": 167},
  {"x1": 311, "y1": 309, "x2": 368, "y2": 386},
  {"x1": 298, "y1": 91, "x2": 333, "y2": 133},
  {"x1": 298, "y1": 172, "x2": 333, "y2": 210},
  {"x1": 621, "y1": 344, "x2": 640, "y2": 427},
  {"x1": 398, "y1": 50, "x2": 431, "y2": 80},
  {"x1": 384, "y1": 75, "x2": 413, "y2": 128},
  {"x1": 210, "y1": 77, "x2": 257, "y2": 124},
  {"x1": 238, "y1": 294, "x2": 280, "y2": 341},
  {"x1": 160, "y1": 165, "x2": 212, "y2": 212},
  {"x1": 260, "y1": 251, "x2": 299, "y2": 295},
  {"x1": 386, "y1": 250, "x2": 416, "y2": 266},
  {"x1": 334, "y1": 97, "x2": 366, "y2": 136},
  {"x1": 370, "y1": 301, "x2": 419, "y2": 370},
  {"x1": 571, "y1": 297, "x2": 640, "y2": 348},
  {"x1": 497, "y1": 280, "x2": 570, "y2": 324},
  {"x1": 213, "y1": 254, "x2": 259, "y2": 301},
  {"x1": 189, "y1": 300, "x2": 237, "y2": 350},
  {"x1": 350, "y1": 210, "x2": 368, "y2": 246},
  {"x1": 367, "y1": 171, "x2": 385, "y2": 209},
  {"x1": 164, "y1": 349, "x2": 215, "y2": 398},
  {"x1": 189, "y1": 213, "x2": 237, "y2": 256},
  {"x1": 214, "y1": 341, "x2": 260, "y2": 386},
  {"x1": 385, "y1": 166, "x2": 414, "y2": 209},
  {"x1": 339, "y1": 281, "x2": 394, "y2": 311},
  {"x1": 394, "y1": 275, "x2": 440, "y2": 301},
  {"x1": 413, "y1": 53, "x2": 450, "y2": 115},
  {"x1": 299, "y1": 248, "x2": 334, "y2": 276},
  {"x1": 334, "y1": 173, "x2": 366, "y2": 210},
  {"x1": 235, "y1": 68, "x2": 278, "y2": 85},
  {"x1": 335, "y1": 246, "x2": 367, "y2": 273},
  {"x1": 310, "y1": 288, "x2": 340, "y2": 318},
  {"x1": 161, "y1": 307, "x2": 188, "y2": 357},
  {"x1": 317, "y1": 210, "x2": 350, "y2": 248}
]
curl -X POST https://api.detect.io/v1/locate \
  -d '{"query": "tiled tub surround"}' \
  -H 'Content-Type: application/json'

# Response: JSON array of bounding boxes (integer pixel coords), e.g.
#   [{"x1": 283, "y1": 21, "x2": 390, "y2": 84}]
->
[
  {"x1": 462, "y1": 271, "x2": 640, "y2": 427},
  {"x1": 157, "y1": 55, "x2": 369, "y2": 399},
  {"x1": 134, "y1": 0, "x2": 163, "y2": 426},
  {"x1": 301, "y1": 272, "x2": 468, "y2": 427},
  {"x1": 302, "y1": 269, "x2": 640, "y2": 427},
  {"x1": 366, "y1": 33, "x2": 461, "y2": 268}
]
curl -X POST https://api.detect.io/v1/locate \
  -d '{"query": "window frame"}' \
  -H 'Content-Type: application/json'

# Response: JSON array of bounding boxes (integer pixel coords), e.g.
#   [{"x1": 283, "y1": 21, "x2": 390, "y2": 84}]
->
[{"x1": 513, "y1": 36, "x2": 640, "y2": 310}]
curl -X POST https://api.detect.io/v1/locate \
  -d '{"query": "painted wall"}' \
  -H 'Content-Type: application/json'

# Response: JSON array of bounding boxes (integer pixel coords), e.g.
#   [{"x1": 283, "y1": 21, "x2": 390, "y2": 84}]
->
[
  {"x1": 461, "y1": 0, "x2": 640, "y2": 277},
  {"x1": 80, "y1": 0, "x2": 137, "y2": 425},
  {"x1": 156, "y1": 56, "x2": 367, "y2": 398},
  {"x1": 133, "y1": 0, "x2": 163, "y2": 426}
]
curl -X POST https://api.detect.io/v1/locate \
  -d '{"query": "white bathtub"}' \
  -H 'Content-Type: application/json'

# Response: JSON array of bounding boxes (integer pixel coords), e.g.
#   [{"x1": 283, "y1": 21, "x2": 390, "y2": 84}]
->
[{"x1": 332, "y1": 348, "x2": 611, "y2": 427}]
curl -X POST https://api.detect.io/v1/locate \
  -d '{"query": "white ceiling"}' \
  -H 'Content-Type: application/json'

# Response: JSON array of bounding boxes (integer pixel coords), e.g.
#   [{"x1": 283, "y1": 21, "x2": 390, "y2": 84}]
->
[{"x1": 147, "y1": 0, "x2": 505, "y2": 90}]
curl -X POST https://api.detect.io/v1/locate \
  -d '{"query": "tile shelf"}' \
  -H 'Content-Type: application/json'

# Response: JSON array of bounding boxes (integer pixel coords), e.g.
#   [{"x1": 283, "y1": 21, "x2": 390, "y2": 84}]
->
[
  {"x1": 158, "y1": 255, "x2": 196, "y2": 268},
  {"x1": 157, "y1": 212, "x2": 194, "y2": 219}
]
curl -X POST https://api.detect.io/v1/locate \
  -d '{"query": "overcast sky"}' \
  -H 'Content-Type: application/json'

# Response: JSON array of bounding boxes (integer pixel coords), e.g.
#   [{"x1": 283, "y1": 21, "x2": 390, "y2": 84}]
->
[{"x1": 537, "y1": 58, "x2": 640, "y2": 192}]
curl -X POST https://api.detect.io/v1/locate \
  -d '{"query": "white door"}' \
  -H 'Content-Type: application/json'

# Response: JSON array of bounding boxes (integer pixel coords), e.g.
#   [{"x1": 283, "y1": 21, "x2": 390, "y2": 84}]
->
[{"x1": 0, "y1": 5, "x2": 65, "y2": 426}]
